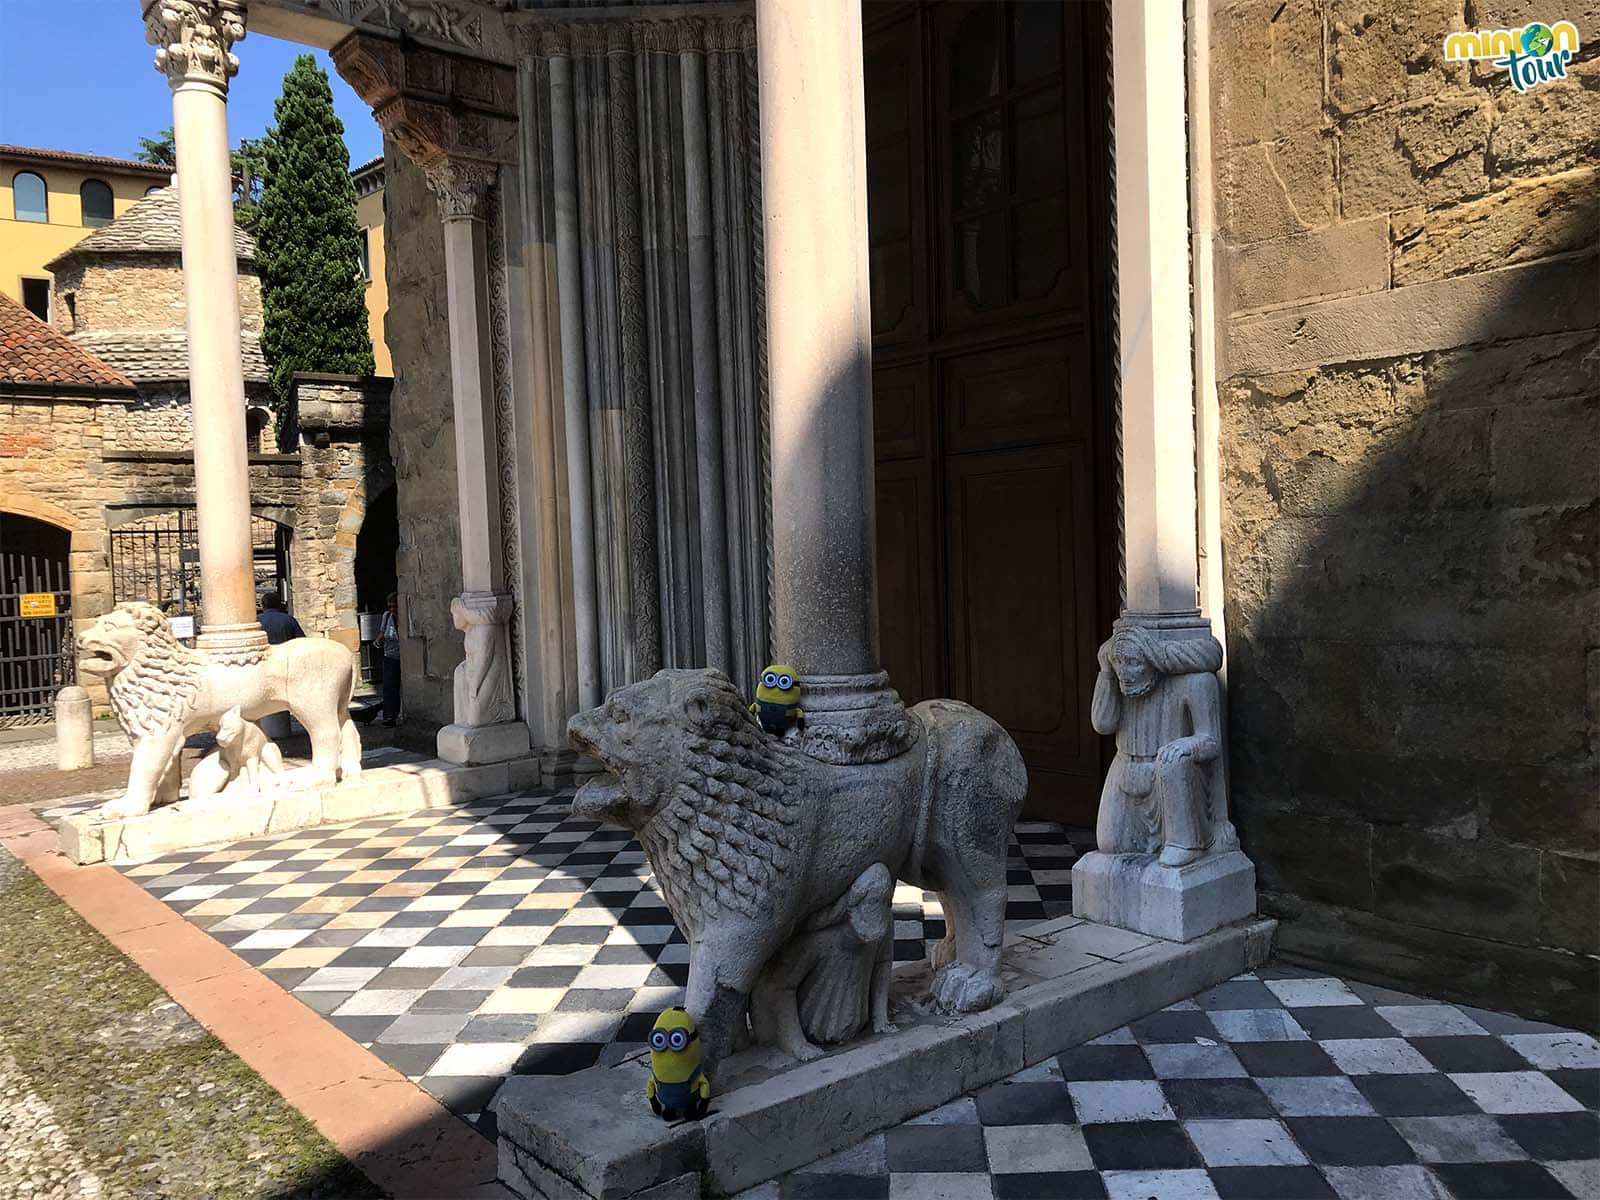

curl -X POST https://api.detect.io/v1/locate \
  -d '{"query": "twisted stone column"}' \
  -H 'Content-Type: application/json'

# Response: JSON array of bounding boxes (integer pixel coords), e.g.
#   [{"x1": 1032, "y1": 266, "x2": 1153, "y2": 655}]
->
[{"x1": 144, "y1": 0, "x2": 267, "y2": 663}]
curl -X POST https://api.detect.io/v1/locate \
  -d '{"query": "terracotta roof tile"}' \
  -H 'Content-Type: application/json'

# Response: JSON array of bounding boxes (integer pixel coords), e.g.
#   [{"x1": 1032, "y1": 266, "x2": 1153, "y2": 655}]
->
[
  {"x1": 0, "y1": 293, "x2": 135, "y2": 390},
  {"x1": 1, "y1": 144, "x2": 173, "y2": 178}
]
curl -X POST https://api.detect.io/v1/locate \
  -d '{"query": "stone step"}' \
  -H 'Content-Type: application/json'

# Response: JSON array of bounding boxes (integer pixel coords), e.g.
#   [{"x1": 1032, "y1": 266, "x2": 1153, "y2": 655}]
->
[
  {"x1": 55, "y1": 754, "x2": 543, "y2": 865},
  {"x1": 493, "y1": 914, "x2": 1277, "y2": 1200}
]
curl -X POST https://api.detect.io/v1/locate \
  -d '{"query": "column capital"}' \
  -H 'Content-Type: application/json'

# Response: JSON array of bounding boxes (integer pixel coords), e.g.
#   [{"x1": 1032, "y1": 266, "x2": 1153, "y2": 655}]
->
[
  {"x1": 144, "y1": 0, "x2": 247, "y2": 96},
  {"x1": 423, "y1": 155, "x2": 498, "y2": 221},
  {"x1": 330, "y1": 32, "x2": 516, "y2": 222}
]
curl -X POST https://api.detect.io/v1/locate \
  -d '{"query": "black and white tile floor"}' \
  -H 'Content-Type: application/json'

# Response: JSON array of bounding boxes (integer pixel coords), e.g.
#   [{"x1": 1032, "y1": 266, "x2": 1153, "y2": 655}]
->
[
  {"x1": 747, "y1": 967, "x2": 1600, "y2": 1200},
  {"x1": 78, "y1": 788, "x2": 1599, "y2": 1198},
  {"x1": 100, "y1": 788, "x2": 1080, "y2": 1137}
]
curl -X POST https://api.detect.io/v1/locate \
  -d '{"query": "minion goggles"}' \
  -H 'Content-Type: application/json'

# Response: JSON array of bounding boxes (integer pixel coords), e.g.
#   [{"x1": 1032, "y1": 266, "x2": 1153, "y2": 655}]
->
[{"x1": 650, "y1": 1026, "x2": 699, "y2": 1052}]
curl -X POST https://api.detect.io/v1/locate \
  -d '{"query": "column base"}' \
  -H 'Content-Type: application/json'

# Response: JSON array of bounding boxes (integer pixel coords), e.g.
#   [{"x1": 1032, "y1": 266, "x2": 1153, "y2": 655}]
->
[
  {"x1": 437, "y1": 721, "x2": 531, "y2": 765},
  {"x1": 792, "y1": 671, "x2": 918, "y2": 764},
  {"x1": 1072, "y1": 849, "x2": 1256, "y2": 943},
  {"x1": 197, "y1": 622, "x2": 270, "y2": 665}
]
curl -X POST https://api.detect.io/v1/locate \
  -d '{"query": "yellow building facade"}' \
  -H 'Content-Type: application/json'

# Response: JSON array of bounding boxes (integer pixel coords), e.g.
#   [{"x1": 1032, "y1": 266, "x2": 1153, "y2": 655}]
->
[
  {"x1": 352, "y1": 154, "x2": 390, "y2": 377},
  {"x1": 0, "y1": 146, "x2": 172, "y2": 321}
]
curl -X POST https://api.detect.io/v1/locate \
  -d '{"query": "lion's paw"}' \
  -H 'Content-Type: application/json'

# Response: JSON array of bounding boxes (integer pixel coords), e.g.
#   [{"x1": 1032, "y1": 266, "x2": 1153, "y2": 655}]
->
[
  {"x1": 97, "y1": 795, "x2": 150, "y2": 821},
  {"x1": 928, "y1": 964, "x2": 1005, "y2": 1014}
]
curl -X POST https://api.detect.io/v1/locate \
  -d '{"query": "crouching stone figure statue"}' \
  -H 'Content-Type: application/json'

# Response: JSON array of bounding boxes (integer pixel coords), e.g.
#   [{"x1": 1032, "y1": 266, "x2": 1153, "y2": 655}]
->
[
  {"x1": 1092, "y1": 619, "x2": 1236, "y2": 865},
  {"x1": 1072, "y1": 612, "x2": 1255, "y2": 942}
]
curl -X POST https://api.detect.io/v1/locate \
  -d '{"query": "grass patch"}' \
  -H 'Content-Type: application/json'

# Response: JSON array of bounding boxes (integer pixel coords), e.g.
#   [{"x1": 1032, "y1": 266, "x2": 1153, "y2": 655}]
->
[{"x1": 0, "y1": 853, "x2": 384, "y2": 1199}]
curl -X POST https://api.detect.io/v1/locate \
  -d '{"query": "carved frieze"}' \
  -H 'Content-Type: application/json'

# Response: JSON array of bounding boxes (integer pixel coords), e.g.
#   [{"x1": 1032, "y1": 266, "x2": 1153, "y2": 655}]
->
[
  {"x1": 144, "y1": 0, "x2": 247, "y2": 94},
  {"x1": 509, "y1": 11, "x2": 756, "y2": 59}
]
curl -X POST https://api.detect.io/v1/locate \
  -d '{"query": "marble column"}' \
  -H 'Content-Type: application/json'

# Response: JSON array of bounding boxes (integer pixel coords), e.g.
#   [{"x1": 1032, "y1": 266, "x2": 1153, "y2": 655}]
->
[
  {"x1": 144, "y1": 0, "x2": 267, "y2": 663},
  {"x1": 1071, "y1": 0, "x2": 1255, "y2": 942},
  {"x1": 430, "y1": 162, "x2": 531, "y2": 766},
  {"x1": 331, "y1": 35, "x2": 530, "y2": 764},
  {"x1": 754, "y1": 0, "x2": 913, "y2": 764}
]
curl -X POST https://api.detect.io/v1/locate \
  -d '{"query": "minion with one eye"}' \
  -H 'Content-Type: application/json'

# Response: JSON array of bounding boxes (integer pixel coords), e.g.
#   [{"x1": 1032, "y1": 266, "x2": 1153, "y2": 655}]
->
[
  {"x1": 647, "y1": 1007, "x2": 711, "y2": 1120},
  {"x1": 750, "y1": 664, "x2": 804, "y2": 736}
]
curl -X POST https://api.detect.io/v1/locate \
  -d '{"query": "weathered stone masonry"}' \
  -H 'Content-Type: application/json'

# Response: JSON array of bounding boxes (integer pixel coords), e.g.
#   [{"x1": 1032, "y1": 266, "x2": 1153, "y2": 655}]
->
[{"x1": 1210, "y1": 0, "x2": 1599, "y2": 1027}]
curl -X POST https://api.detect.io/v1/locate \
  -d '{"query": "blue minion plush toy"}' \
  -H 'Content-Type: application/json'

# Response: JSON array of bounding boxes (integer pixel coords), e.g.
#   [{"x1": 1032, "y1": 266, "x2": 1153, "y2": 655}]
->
[
  {"x1": 750, "y1": 664, "x2": 804, "y2": 736},
  {"x1": 647, "y1": 1007, "x2": 711, "y2": 1121}
]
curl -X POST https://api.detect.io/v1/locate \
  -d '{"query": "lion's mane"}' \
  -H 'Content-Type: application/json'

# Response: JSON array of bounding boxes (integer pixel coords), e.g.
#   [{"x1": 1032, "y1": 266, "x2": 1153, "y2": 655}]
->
[
  {"x1": 638, "y1": 676, "x2": 809, "y2": 939},
  {"x1": 97, "y1": 602, "x2": 205, "y2": 739}
]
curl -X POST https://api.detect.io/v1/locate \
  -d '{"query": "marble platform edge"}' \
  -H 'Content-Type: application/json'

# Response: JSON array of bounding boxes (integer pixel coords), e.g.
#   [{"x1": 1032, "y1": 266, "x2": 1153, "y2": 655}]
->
[
  {"x1": 493, "y1": 915, "x2": 1278, "y2": 1200},
  {"x1": 55, "y1": 755, "x2": 544, "y2": 866}
]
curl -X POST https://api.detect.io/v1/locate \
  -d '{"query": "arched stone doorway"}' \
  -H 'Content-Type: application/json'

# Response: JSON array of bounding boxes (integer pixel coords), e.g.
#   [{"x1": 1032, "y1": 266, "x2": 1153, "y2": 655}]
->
[
  {"x1": 354, "y1": 484, "x2": 398, "y2": 684},
  {"x1": 0, "y1": 513, "x2": 75, "y2": 727}
]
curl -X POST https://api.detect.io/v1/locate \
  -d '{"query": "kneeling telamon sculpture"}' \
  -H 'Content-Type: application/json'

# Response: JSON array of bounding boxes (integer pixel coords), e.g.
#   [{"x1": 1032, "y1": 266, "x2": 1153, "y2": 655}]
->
[{"x1": 568, "y1": 668, "x2": 1027, "y2": 1073}]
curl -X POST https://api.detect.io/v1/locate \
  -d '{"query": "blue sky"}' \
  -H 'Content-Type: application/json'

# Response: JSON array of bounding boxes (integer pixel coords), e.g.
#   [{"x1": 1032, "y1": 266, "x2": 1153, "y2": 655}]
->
[{"x1": 0, "y1": 0, "x2": 382, "y2": 166}]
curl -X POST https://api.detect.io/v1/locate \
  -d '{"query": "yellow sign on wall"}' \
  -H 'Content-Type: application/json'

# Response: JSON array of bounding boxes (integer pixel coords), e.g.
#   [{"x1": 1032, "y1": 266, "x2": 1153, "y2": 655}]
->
[{"x1": 18, "y1": 592, "x2": 57, "y2": 618}]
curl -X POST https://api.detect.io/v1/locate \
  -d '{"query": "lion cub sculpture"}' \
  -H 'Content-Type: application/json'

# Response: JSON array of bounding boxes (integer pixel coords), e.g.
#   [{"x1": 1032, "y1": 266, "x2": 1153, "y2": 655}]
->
[
  {"x1": 569, "y1": 668, "x2": 1027, "y2": 1074},
  {"x1": 78, "y1": 602, "x2": 361, "y2": 820},
  {"x1": 184, "y1": 706, "x2": 286, "y2": 809}
]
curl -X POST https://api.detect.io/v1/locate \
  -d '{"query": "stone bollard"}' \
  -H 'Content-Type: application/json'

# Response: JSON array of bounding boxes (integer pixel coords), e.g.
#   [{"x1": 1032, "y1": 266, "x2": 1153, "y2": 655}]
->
[{"x1": 56, "y1": 685, "x2": 95, "y2": 771}]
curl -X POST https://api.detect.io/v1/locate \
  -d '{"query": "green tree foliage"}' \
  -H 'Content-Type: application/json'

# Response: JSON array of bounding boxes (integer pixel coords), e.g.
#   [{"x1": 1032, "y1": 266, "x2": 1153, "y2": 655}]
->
[
  {"x1": 254, "y1": 55, "x2": 373, "y2": 435},
  {"x1": 231, "y1": 136, "x2": 271, "y2": 227},
  {"x1": 133, "y1": 128, "x2": 277, "y2": 226},
  {"x1": 136, "y1": 127, "x2": 176, "y2": 166}
]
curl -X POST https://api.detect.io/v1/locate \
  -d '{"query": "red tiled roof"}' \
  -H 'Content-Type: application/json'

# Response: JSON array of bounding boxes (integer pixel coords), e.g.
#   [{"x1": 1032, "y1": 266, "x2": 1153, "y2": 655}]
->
[
  {"x1": 1, "y1": 144, "x2": 173, "y2": 179},
  {"x1": 0, "y1": 292, "x2": 135, "y2": 391}
]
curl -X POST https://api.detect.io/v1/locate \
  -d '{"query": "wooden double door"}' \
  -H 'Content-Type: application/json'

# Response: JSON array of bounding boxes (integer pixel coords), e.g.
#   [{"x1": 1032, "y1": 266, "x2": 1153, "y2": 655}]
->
[{"x1": 865, "y1": 0, "x2": 1115, "y2": 826}]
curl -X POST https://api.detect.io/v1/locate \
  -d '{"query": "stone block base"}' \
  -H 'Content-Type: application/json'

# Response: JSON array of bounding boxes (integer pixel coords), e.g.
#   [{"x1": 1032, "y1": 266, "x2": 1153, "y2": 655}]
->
[
  {"x1": 437, "y1": 720, "x2": 532, "y2": 765},
  {"x1": 494, "y1": 914, "x2": 1276, "y2": 1199},
  {"x1": 1071, "y1": 849, "x2": 1257, "y2": 943},
  {"x1": 56, "y1": 755, "x2": 542, "y2": 865}
]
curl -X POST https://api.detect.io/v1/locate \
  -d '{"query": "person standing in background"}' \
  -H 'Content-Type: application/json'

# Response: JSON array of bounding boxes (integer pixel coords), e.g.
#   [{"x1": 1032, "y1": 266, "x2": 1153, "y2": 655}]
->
[
  {"x1": 256, "y1": 589, "x2": 304, "y2": 644},
  {"x1": 377, "y1": 592, "x2": 402, "y2": 726}
]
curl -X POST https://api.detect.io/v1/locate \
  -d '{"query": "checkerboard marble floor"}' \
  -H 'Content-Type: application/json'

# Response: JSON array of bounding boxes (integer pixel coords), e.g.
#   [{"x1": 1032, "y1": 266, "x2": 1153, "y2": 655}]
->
[
  {"x1": 103, "y1": 788, "x2": 1083, "y2": 1138},
  {"x1": 744, "y1": 965, "x2": 1600, "y2": 1200}
]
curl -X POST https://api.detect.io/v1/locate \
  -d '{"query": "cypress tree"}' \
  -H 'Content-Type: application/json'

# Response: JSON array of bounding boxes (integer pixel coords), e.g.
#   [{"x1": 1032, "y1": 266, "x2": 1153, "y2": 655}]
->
[{"x1": 255, "y1": 55, "x2": 373, "y2": 438}]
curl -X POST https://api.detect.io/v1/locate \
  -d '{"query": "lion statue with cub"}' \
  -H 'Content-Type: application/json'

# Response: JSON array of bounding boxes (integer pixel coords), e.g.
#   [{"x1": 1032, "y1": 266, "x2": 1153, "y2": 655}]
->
[
  {"x1": 570, "y1": 668, "x2": 1027, "y2": 1074},
  {"x1": 78, "y1": 602, "x2": 361, "y2": 819}
]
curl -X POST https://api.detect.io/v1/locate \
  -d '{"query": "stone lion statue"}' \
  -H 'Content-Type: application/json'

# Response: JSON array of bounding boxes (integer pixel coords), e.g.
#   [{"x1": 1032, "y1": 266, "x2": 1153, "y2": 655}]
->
[
  {"x1": 78, "y1": 602, "x2": 362, "y2": 820},
  {"x1": 569, "y1": 668, "x2": 1027, "y2": 1072}
]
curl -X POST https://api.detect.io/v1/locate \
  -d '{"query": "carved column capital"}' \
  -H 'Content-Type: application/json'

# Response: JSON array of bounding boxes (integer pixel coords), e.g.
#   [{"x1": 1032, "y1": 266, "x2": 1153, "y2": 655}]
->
[
  {"x1": 423, "y1": 156, "x2": 499, "y2": 221},
  {"x1": 144, "y1": 0, "x2": 247, "y2": 95},
  {"x1": 331, "y1": 31, "x2": 516, "y2": 223}
]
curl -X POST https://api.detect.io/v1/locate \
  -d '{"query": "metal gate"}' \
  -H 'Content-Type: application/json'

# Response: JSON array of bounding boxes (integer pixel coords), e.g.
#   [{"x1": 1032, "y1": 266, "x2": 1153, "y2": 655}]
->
[
  {"x1": 0, "y1": 514, "x2": 76, "y2": 727},
  {"x1": 109, "y1": 510, "x2": 290, "y2": 638}
]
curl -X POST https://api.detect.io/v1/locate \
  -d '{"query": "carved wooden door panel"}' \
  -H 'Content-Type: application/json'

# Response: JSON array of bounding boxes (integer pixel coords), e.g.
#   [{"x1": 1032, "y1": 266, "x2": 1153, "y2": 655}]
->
[{"x1": 866, "y1": 0, "x2": 1113, "y2": 826}]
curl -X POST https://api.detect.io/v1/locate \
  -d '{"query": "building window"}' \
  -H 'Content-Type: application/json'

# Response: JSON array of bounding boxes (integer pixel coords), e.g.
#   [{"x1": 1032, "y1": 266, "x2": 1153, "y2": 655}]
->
[
  {"x1": 12, "y1": 172, "x2": 47, "y2": 222},
  {"x1": 359, "y1": 228, "x2": 372, "y2": 282},
  {"x1": 20, "y1": 278, "x2": 50, "y2": 322},
  {"x1": 80, "y1": 179, "x2": 114, "y2": 227}
]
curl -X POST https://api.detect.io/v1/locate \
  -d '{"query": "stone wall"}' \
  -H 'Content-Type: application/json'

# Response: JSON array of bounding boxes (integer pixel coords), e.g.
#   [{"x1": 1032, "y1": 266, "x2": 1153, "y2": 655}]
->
[
  {"x1": 381, "y1": 148, "x2": 462, "y2": 729},
  {"x1": 291, "y1": 374, "x2": 396, "y2": 652},
  {"x1": 50, "y1": 255, "x2": 263, "y2": 336},
  {"x1": 0, "y1": 393, "x2": 121, "y2": 638},
  {"x1": 1210, "y1": 0, "x2": 1599, "y2": 1026}
]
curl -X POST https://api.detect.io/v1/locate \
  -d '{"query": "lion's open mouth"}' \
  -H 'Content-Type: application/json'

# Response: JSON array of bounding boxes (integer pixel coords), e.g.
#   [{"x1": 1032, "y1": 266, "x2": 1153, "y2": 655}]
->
[
  {"x1": 78, "y1": 647, "x2": 117, "y2": 674},
  {"x1": 572, "y1": 772, "x2": 626, "y2": 822}
]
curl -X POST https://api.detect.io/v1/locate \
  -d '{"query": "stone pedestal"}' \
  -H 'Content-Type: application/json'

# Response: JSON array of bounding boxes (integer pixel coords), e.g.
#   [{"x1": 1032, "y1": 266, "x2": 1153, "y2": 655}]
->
[
  {"x1": 1073, "y1": 849, "x2": 1256, "y2": 943},
  {"x1": 437, "y1": 719, "x2": 529, "y2": 766},
  {"x1": 55, "y1": 686, "x2": 94, "y2": 770}
]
